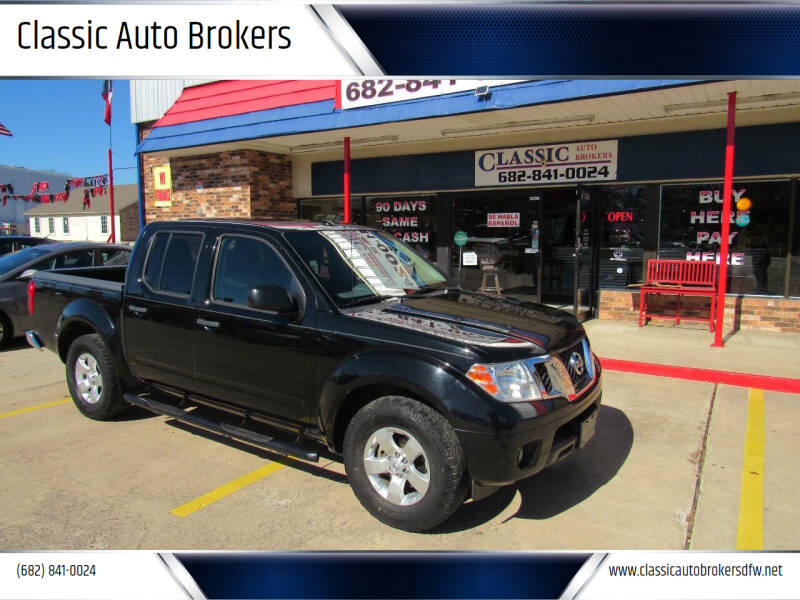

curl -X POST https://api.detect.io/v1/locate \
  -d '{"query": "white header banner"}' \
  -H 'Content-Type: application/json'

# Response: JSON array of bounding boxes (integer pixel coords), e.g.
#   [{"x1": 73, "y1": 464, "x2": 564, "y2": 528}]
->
[
  {"x1": 0, "y1": 4, "x2": 360, "y2": 77},
  {"x1": 0, "y1": 552, "x2": 189, "y2": 599},
  {"x1": 475, "y1": 140, "x2": 618, "y2": 187},
  {"x1": 340, "y1": 79, "x2": 523, "y2": 109}
]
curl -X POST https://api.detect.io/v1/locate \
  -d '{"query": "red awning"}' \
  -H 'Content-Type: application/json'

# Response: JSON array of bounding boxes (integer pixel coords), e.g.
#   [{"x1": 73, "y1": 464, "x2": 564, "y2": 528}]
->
[{"x1": 155, "y1": 80, "x2": 338, "y2": 127}]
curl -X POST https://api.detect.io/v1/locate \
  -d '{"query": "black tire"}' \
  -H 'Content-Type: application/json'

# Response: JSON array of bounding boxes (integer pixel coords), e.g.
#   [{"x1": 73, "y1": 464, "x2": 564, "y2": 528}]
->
[
  {"x1": 343, "y1": 396, "x2": 469, "y2": 532},
  {"x1": 0, "y1": 311, "x2": 11, "y2": 350},
  {"x1": 65, "y1": 334, "x2": 129, "y2": 420}
]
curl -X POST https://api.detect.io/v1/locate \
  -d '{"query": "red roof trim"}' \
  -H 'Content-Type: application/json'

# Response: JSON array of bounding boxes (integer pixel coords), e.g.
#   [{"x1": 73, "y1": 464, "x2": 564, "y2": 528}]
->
[{"x1": 155, "y1": 80, "x2": 337, "y2": 127}]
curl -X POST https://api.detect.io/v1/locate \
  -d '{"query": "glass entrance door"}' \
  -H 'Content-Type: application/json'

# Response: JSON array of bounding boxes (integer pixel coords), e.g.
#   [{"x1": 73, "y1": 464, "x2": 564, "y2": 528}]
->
[
  {"x1": 535, "y1": 188, "x2": 594, "y2": 319},
  {"x1": 574, "y1": 188, "x2": 594, "y2": 320},
  {"x1": 449, "y1": 188, "x2": 595, "y2": 318}
]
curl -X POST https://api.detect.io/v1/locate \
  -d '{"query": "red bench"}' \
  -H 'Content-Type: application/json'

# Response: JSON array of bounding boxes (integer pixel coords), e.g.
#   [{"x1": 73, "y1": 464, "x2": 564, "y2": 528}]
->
[{"x1": 638, "y1": 259, "x2": 718, "y2": 331}]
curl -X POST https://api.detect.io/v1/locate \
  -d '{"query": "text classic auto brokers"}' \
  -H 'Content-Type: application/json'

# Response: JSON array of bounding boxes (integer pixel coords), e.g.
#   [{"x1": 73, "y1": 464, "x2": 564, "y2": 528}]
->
[{"x1": 17, "y1": 19, "x2": 291, "y2": 50}]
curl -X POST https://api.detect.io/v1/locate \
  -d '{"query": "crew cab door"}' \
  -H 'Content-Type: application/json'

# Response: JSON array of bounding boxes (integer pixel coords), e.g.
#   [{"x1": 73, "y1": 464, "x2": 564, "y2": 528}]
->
[
  {"x1": 123, "y1": 230, "x2": 204, "y2": 390},
  {"x1": 193, "y1": 233, "x2": 317, "y2": 426}
]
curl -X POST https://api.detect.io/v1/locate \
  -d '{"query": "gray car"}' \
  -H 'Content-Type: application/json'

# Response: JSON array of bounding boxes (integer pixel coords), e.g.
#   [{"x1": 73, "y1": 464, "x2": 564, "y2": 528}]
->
[{"x1": 0, "y1": 242, "x2": 130, "y2": 348}]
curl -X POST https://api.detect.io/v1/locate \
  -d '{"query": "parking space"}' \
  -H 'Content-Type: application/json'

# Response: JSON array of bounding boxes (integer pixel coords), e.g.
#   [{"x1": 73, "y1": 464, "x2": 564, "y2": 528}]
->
[{"x1": 1, "y1": 343, "x2": 799, "y2": 550}]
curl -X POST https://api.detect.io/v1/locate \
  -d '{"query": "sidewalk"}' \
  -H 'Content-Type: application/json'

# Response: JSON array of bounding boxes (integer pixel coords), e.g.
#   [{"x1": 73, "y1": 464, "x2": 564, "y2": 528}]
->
[{"x1": 583, "y1": 320, "x2": 800, "y2": 380}]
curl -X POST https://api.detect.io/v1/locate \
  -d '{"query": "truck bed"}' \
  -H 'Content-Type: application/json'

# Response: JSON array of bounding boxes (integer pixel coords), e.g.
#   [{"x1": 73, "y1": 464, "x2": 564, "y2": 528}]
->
[{"x1": 29, "y1": 267, "x2": 126, "y2": 352}]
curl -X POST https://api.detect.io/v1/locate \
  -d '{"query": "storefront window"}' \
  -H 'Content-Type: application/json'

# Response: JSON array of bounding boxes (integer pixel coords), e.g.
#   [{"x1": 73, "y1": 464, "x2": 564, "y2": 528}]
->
[
  {"x1": 598, "y1": 186, "x2": 647, "y2": 289},
  {"x1": 450, "y1": 192, "x2": 536, "y2": 298},
  {"x1": 659, "y1": 180, "x2": 791, "y2": 296},
  {"x1": 365, "y1": 195, "x2": 437, "y2": 262},
  {"x1": 298, "y1": 197, "x2": 364, "y2": 225},
  {"x1": 790, "y1": 181, "x2": 800, "y2": 297}
]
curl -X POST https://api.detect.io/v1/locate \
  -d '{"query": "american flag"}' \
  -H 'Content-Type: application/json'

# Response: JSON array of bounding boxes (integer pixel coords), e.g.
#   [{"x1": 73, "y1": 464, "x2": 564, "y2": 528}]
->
[
  {"x1": 0, "y1": 121, "x2": 11, "y2": 137},
  {"x1": 101, "y1": 80, "x2": 113, "y2": 126}
]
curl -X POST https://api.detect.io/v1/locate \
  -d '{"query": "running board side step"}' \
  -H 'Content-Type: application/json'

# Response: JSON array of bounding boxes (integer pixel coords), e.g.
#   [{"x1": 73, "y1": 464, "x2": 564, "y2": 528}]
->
[{"x1": 124, "y1": 393, "x2": 319, "y2": 463}]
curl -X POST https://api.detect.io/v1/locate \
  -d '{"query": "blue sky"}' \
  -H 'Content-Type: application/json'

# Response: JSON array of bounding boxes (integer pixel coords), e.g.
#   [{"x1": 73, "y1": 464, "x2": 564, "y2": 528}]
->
[{"x1": 0, "y1": 80, "x2": 137, "y2": 184}]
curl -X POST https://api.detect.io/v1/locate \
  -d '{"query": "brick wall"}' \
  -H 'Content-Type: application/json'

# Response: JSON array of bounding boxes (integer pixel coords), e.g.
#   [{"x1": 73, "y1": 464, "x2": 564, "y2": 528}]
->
[
  {"x1": 119, "y1": 203, "x2": 139, "y2": 242},
  {"x1": 166, "y1": 151, "x2": 252, "y2": 220},
  {"x1": 598, "y1": 289, "x2": 800, "y2": 333},
  {"x1": 139, "y1": 129, "x2": 293, "y2": 224},
  {"x1": 248, "y1": 150, "x2": 295, "y2": 220}
]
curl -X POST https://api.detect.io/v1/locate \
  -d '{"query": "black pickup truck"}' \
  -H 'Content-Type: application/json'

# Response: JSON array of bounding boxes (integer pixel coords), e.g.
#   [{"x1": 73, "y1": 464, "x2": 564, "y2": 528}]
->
[{"x1": 26, "y1": 220, "x2": 601, "y2": 531}]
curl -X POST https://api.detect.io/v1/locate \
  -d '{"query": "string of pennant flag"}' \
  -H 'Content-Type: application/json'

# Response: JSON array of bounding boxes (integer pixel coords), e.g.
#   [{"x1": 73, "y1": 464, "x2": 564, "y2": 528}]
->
[{"x1": 0, "y1": 174, "x2": 110, "y2": 208}]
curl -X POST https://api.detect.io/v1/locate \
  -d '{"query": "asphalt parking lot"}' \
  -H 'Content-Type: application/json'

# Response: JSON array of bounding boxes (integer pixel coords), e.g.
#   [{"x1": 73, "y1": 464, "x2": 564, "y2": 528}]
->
[{"x1": 1, "y1": 334, "x2": 799, "y2": 550}]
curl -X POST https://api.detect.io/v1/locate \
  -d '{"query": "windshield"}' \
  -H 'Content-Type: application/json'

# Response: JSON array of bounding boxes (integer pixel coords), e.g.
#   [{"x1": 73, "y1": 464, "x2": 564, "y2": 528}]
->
[
  {"x1": 0, "y1": 245, "x2": 54, "y2": 276},
  {"x1": 284, "y1": 229, "x2": 449, "y2": 307}
]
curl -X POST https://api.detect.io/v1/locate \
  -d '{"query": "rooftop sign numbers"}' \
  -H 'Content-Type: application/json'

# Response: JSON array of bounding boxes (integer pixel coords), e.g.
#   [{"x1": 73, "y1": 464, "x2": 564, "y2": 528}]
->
[{"x1": 340, "y1": 80, "x2": 523, "y2": 110}]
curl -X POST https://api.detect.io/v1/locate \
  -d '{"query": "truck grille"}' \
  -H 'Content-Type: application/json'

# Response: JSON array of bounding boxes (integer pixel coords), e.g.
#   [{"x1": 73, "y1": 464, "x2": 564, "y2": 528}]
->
[
  {"x1": 558, "y1": 339, "x2": 593, "y2": 393},
  {"x1": 533, "y1": 363, "x2": 555, "y2": 395},
  {"x1": 526, "y1": 337, "x2": 595, "y2": 400}
]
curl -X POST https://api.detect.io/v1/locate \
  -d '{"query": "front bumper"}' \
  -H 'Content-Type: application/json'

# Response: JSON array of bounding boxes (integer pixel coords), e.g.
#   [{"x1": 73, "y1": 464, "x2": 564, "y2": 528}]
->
[{"x1": 455, "y1": 374, "x2": 602, "y2": 487}]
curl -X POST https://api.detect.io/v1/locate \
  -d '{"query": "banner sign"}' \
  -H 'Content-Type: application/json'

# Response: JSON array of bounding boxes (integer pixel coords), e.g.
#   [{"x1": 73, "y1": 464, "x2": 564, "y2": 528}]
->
[
  {"x1": 83, "y1": 175, "x2": 109, "y2": 188},
  {"x1": 475, "y1": 140, "x2": 618, "y2": 187},
  {"x1": 341, "y1": 79, "x2": 523, "y2": 109},
  {"x1": 487, "y1": 212, "x2": 520, "y2": 227},
  {"x1": 153, "y1": 165, "x2": 173, "y2": 208},
  {"x1": 1, "y1": 176, "x2": 108, "y2": 207}
]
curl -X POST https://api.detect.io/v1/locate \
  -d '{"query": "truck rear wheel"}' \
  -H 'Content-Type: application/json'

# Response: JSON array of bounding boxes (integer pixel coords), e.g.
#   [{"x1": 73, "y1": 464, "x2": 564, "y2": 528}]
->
[
  {"x1": 343, "y1": 396, "x2": 468, "y2": 532},
  {"x1": 66, "y1": 334, "x2": 128, "y2": 420}
]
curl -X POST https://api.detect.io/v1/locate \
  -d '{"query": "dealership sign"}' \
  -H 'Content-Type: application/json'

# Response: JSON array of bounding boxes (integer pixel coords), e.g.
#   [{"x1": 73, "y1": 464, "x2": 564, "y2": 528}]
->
[{"x1": 475, "y1": 140, "x2": 618, "y2": 187}]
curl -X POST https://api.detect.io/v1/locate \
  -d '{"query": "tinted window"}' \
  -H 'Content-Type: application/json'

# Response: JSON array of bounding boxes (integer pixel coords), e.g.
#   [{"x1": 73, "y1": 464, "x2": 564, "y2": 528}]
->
[
  {"x1": 100, "y1": 249, "x2": 130, "y2": 266},
  {"x1": 213, "y1": 236, "x2": 295, "y2": 306},
  {"x1": 54, "y1": 250, "x2": 93, "y2": 269},
  {"x1": 0, "y1": 240, "x2": 12, "y2": 255},
  {"x1": 143, "y1": 232, "x2": 170, "y2": 289},
  {"x1": 143, "y1": 232, "x2": 202, "y2": 295},
  {"x1": 0, "y1": 245, "x2": 54, "y2": 276},
  {"x1": 30, "y1": 249, "x2": 94, "y2": 271}
]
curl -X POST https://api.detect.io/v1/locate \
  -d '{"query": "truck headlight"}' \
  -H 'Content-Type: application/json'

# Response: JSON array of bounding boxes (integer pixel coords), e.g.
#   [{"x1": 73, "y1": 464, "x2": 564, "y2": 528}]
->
[{"x1": 466, "y1": 360, "x2": 543, "y2": 402}]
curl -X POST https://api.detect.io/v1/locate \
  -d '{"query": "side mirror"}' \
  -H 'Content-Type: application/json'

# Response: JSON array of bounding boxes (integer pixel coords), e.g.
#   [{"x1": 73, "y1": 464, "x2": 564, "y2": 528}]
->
[
  {"x1": 248, "y1": 284, "x2": 299, "y2": 319},
  {"x1": 18, "y1": 269, "x2": 38, "y2": 280}
]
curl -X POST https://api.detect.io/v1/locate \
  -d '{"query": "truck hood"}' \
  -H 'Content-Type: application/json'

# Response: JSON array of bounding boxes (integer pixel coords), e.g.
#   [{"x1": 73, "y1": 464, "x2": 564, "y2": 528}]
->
[{"x1": 351, "y1": 290, "x2": 583, "y2": 355}]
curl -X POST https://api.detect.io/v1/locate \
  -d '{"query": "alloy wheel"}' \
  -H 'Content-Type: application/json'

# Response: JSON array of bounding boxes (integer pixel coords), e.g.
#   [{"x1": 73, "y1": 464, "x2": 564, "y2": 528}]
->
[
  {"x1": 363, "y1": 426, "x2": 430, "y2": 506},
  {"x1": 74, "y1": 352, "x2": 104, "y2": 405}
]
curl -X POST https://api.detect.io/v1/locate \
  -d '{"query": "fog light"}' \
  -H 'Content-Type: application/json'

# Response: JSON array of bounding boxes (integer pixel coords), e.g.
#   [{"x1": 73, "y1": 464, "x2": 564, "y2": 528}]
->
[{"x1": 517, "y1": 441, "x2": 539, "y2": 468}]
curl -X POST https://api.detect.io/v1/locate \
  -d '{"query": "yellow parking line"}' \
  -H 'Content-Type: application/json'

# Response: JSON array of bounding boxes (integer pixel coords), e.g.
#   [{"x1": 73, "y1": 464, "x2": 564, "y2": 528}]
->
[
  {"x1": 171, "y1": 462, "x2": 285, "y2": 517},
  {"x1": 736, "y1": 388, "x2": 765, "y2": 550},
  {"x1": 0, "y1": 397, "x2": 71, "y2": 419}
]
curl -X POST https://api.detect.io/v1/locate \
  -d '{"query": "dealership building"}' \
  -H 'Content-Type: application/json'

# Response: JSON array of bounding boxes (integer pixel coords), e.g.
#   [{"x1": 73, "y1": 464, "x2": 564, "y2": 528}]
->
[{"x1": 131, "y1": 79, "x2": 800, "y2": 331}]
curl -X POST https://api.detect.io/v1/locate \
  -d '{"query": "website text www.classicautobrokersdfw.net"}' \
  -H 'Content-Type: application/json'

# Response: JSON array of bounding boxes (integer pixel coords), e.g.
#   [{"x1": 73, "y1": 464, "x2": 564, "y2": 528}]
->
[{"x1": 607, "y1": 562, "x2": 784, "y2": 578}]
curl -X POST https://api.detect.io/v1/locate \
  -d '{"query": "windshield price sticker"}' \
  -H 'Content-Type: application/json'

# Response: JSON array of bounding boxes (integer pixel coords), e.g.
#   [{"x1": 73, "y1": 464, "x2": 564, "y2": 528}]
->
[
  {"x1": 475, "y1": 140, "x2": 618, "y2": 187},
  {"x1": 341, "y1": 79, "x2": 523, "y2": 109},
  {"x1": 321, "y1": 231, "x2": 418, "y2": 296}
]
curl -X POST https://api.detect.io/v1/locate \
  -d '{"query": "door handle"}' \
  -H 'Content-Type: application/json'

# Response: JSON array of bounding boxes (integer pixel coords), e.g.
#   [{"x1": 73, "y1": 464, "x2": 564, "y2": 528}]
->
[
  {"x1": 128, "y1": 305, "x2": 148, "y2": 315},
  {"x1": 197, "y1": 318, "x2": 220, "y2": 329}
]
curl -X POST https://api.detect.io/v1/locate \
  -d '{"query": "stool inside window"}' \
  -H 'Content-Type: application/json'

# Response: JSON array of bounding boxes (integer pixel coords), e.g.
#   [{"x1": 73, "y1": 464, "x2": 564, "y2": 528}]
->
[{"x1": 477, "y1": 246, "x2": 502, "y2": 295}]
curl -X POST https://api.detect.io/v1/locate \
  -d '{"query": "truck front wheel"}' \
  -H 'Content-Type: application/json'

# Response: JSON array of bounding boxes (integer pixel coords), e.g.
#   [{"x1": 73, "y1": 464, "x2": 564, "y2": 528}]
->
[
  {"x1": 343, "y1": 396, "x2": 468, "y2": 532},
  {"x1": 66, "y1": 334, "x2": 128, "y2": 420}
]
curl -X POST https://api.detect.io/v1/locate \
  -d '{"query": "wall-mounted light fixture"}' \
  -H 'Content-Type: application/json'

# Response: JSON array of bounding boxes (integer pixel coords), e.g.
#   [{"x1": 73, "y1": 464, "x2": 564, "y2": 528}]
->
[
  {"x1": 664, "y1": 92, "x2": 800, "y2": 114},
  {"x1": 441, "y1": 114, "x2": 595, "y2": 138},
  {"x1": 291, "y1": 135, "x2": 399, "y2": 153}
]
